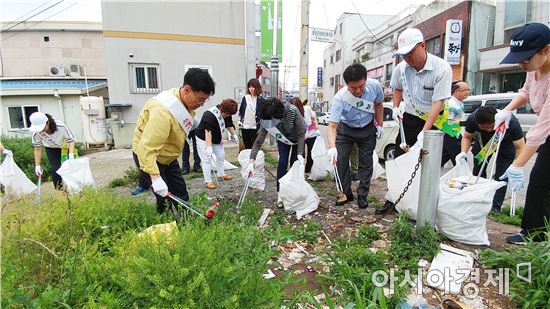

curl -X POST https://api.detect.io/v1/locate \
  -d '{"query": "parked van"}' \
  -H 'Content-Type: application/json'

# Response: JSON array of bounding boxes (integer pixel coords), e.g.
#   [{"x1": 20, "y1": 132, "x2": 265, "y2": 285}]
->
[{"x1": 462, "y1": 93, "x2": 538, "y2": 134}]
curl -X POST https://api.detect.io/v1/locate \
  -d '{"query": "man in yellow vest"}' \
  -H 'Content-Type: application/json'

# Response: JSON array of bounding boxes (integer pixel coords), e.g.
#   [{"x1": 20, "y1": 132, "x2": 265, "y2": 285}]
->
[{"x1": 133, "y1": 68, "x2": 215, "y2": 213}]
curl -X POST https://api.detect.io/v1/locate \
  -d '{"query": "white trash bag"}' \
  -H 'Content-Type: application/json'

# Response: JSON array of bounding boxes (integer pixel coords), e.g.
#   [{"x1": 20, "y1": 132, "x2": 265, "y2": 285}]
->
[
  {"x1": 56, "y1": 157, "x2": 96, "y2": 194},
  {"x1": 436, "y1": 160, "x2": 506, "y2": 246},
  {"x1": 238, "y1": 149, "x2": 265, "y2": 191},
  {"x1": 309, "y1": 136, "x2": 330, "y2": 181},
  {"x1": 0, "y1": 155, "x2": 37, "y2": 196},
  {"x1": 279, "y1": 161, "x2": 319, "y2": 219},
  {"x1": 371, "y1": 152, "x2": 385, "y2": 180},
  {"x1": 386, "y1": 146, "x2": 422, "y2": 220},
  {"x1": 211, "y1": 153, "x2": 238, "y2": 170}
]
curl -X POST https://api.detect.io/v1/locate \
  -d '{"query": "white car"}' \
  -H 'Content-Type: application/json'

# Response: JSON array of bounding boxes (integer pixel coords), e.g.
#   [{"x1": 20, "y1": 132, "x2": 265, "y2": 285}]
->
[
  {"x1": 316, "y1": 112, "x2": 331, "y2": 125},
  {"x1": 374, "y1": 103, "x2": 401, "y2": 160}
]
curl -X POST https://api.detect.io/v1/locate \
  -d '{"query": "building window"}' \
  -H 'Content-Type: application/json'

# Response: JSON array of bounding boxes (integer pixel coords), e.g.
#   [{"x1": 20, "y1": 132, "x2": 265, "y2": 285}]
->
[
  {"x1": 262, "y1": 77, "x2": 271, "y2": 85},
  {"x1": 330, "y1": 55, "x2": 334, "y2": 64},
  {"x1": 323, "y1": 59, "x2": 326, "y2": 68},
  {"x1": 184, "y1": 64, "x2": 213, "y2": 76},
  {"x1": 339, "y1": 23, "x2": 343, "y2": 35},
  {"x1": 335, "y1": 50, "x2": 341, "y2": 62},
  {"x1": 504, "y1": 0, "x2": 531, "y2": 29},
  {"x1": 130, "y1": 63, "x2": 160, "y2": 93},
  {"x1": 8, "y1": 105, "x2": 39, "y2": 130},
  {"x1": 43, "y1": 36, "x2": 49, "y2": 42},
  {"x1": 426, "y1": 37, "x2": 441, "y2": 57},
  {"x1": 385, "y1": 63, "x2": 393, "y2": 82},
  {"x1": 329, "y1": 77, "x2": 334, "y2": 86},
  {"x1": 334, "y1": 74, "x2": 341, "y2": 94}
]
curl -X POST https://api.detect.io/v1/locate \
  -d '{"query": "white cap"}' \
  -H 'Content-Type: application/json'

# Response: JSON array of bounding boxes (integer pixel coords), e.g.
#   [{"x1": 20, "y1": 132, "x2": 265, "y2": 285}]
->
[
  {"x1": 394, "y1": 28, "x2": 424, "y2": 56},
  {"x1": 29, "y1": 112, "x2": 48, "y2": 132}
]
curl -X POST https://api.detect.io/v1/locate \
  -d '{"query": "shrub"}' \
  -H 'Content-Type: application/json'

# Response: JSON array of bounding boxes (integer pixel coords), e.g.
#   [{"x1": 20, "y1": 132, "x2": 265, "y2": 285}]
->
[{"x1": 108, "y1": 167, "x2": 141, "y2": 188}]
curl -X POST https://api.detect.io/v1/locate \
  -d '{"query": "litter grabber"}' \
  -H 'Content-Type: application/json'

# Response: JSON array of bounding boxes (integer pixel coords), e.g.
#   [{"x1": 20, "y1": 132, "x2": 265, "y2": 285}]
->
[
  {"x1": 475, "y1": 123, "x2": 506, "y2": 184},
  {"x1": 209, "y1": 156, "x2": 221, "y2": 188},
  {"x1": 398, "y1": 116, "x2": 409, "y2": 152},
  {"x1": 333, "y1": 163, "x2": 347, "y2": 203},
  {"x1": 166, "y1": 192, "x2": 214, "y2": 222},
  {"x1": 510, "y1": 190, "x2": 517, "y2": 216},
  {"x1": 35, "y1": 174, "x2": 42, "y2": 204},
  {"x1": 237, "y1": 171, "x2": 252, "y2": 209}
]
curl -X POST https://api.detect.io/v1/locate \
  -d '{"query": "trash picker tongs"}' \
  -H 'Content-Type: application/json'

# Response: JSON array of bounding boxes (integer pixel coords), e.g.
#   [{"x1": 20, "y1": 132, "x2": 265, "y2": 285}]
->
[{"x1": 166, "y1": 192, "x2": 209, "y2": 222}]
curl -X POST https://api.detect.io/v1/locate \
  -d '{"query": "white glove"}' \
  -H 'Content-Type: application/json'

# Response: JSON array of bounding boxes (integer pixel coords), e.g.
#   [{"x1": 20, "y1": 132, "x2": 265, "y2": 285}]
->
[
  {"x1": 392, "y1": 107, "x2": 402, "y2": 121},
  {"x1": 246, "y1": 160, "x2": 255, "y2": 176},
  {"x1": 494, "y1": 109, "x2": 512, "y2": 129},
  {"x1": 229, "y1": 133, "x2": 239, "y2": 144},
  {"x1": 327, "y1": 147, "x2": 338, "y2": 164},
  {"x1": 151, "y1": 177, "x2": 168, "y2": 197},
  {"x1": 415, "y1": 131, "x2": 424, "y2": 147},
  {"x1": 455, "y1": 152, "x2": 467, "y2": 163},
  {"x1": 204, "y1": 145, "x2": 213, "y2": 158},
  {"x1": 2, "y1": 149, "x2": 13, "y2": 156},
  {"x1": 297, "y1": 154, "x2": 305, "y2": 165},
  {"x1": 35, "y1": 165, "x2": 42, "y2": 176},
  {"x1": 499, "y1": 165, "x2": 524, "y2": 192},
  {"x1": 375, "y1": 126, "x2": 384, "y2": 140},
  {"x1": 68, "y1": 152, "x2": 74, "y2": 160},
  {"x1": 237, "y1": 120, "x2": 243, "y2": 128}
]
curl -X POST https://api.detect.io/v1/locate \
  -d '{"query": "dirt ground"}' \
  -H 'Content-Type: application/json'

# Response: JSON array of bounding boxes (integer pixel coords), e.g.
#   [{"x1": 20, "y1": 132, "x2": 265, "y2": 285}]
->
[{"x1": 26, "y1": 144, "x2": 518, "y2": 308}]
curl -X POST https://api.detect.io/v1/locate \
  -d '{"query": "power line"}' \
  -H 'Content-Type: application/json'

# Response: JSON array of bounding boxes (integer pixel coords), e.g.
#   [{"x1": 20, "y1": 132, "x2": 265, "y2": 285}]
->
[
  {"x1": 1, "y1": 0, "x2": 65, "y2": 32},
  {"x1": 349, "y1": 0, "x2": 394, "y2": 47},
  {"x1": 2, "y1": 1, "x2": 79, "y2": 42},
  {"x1": 2, "y1": 0, "x2": 56, "y2": 30}
]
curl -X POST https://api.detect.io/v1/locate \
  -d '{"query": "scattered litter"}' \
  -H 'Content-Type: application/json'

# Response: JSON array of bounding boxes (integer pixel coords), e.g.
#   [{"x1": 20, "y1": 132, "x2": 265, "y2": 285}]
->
[
  {"x1": 418, "y1": 259, "x2": 429, "y2": 268},
  {"x1": 257, "y1": 208, "x2": 272, "y2": 228},
  {"x1": 427, "y1": 244, "x2": 474, "y2": 294},
  {"x1": 404, "y1": 289, "x2": 429, "y2": 307},
  {"x1": 457, "y1": 295, "x2": 484, "y2": 309},
  {"x1": 262, "y1": 269, "x2": 276, "y2": 279},
  {"x1": 321, "y1": 230, "x2": 332, "y2": 244}
]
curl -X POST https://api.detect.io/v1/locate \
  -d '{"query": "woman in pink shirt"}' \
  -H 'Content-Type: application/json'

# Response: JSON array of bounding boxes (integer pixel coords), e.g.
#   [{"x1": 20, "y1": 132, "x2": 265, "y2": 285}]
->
[{"x1": 495, "y1": 23, "x2": 550, "y2": 244}]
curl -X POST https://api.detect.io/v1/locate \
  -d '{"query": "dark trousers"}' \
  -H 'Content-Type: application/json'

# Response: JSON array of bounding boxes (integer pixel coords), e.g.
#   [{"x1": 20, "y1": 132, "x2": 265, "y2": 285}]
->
[
  {"x1": 336, "y1": 122, "x2": 376, "y2": 198},
  {"x1": 443, "y1": 134, "x2": 461, "y2": 166},
  {"x1": 181, "y1": 130, "x2": 201, "y2": 171},
  {"x1": 276, "y1": 141, "x2": 299, "y2": 191},
  {"x1": 473, "y1": 154, "x2": 514, "y2": 211},
  {"x1": 304, "y1": 136, "x2": 317, "y2": 173},
  {"x1": 133, "y1": 152, "x2": 151, "y2": 189},
  {"x1": 522, "y1": 137, "x2": 550, "y2": 239},
  {"x1": 395, "y1": 112, "x2": 452, "y2": 166},
  {"x1": 242, "y1": 128, "x2": 258, "y2": 149},
  {"x1": 45, "y1": 147, "x2": 62, "y2": 189}
]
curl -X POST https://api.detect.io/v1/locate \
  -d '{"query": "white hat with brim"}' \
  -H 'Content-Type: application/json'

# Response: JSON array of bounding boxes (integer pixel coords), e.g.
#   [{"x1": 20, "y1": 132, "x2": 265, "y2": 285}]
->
[
  {"x1": 29, "y1": 112, "x2": 48, "y2": 132},
  {"x1": 393, "y1": 28, "x2": 424, "y2": 56}
]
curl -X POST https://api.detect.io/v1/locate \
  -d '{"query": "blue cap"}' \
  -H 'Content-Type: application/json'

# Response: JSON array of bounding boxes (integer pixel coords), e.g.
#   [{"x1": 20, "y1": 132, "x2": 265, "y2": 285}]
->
[{"x1": 501, "y1": 23, "x2": 550, "y2": 64}]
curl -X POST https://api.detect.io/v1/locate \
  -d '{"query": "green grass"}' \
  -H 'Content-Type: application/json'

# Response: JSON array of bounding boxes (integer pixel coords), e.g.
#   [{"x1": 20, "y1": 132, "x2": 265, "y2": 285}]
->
[
  {"x1": 107, "y1": 167, "x2": 141, "y2": 188},
  {"x1": 488, "y1": 206, "x2": 523, "y2": 226},
  {"x1": 262, "y1": 149, "x2": 278, "y2": 167}
]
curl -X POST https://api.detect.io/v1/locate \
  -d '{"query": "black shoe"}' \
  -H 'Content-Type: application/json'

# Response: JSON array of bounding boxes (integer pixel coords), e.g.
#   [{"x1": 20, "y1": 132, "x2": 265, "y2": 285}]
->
[
  {"x1": 375, "y1": 200, "x2": 395, "y2": 215},
  {"x1": 193, "y1": 166, "x2": 202, "y2": 173},
  {"x1": 335, "y1": 194, "x2": 354, "y2": 206},
  {"x1": 351, "y1": 172, "x2": 359, "y2": 182},
  {"x1": 358, "y1": 195, "x2": 369, "y2": 209},
  {"x1": 182, "y1": 168, "x2": 190, "y2": 175}
]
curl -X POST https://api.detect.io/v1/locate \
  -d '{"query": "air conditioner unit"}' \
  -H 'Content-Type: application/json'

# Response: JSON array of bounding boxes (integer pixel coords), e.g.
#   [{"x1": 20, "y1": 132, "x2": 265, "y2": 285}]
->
[
  {"x1": 69, "y1": 64, "x2": 81, "y2": 77},
  {"x1": 50, "y1": 65, "x2": 66, "y2": 77}
]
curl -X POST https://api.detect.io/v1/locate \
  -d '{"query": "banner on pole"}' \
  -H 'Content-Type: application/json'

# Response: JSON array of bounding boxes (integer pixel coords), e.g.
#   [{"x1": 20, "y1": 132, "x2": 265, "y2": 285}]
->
[
  {"x1": 444, "y1": 19, "x2": 462, "y2": 65},
  {"x1": 260, "y1": 0, "x2": 283, "y2": 61}
]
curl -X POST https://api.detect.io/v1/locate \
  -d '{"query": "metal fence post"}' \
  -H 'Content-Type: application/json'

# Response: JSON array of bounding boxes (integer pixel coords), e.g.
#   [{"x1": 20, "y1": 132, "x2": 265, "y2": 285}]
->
[{"x1": 416, "y1": 130, "x2": 443, "y2": 231}]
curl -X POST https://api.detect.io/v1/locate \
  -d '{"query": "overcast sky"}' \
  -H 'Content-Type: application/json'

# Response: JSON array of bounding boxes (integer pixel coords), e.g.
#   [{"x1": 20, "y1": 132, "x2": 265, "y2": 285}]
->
[{"x1": 2, "y1": 0, "x2": 433, "y2": 90}]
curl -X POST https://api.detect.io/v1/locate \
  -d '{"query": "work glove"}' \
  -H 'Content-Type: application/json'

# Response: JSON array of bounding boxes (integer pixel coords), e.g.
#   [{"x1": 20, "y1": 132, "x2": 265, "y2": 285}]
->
[
  {"x1": 494, "y1": 109, "x2": 512, "y2": 129},
  {"x1": 392, "y1": 107, "x2": 402, "y2": 122},
  {"x1": 327, "y1": 147, "x2": 338, "y2": 164},
  {"x1": 35, "y1": 165, "x2": 42, "y2": 176},
  {"x1": 455, "y1": 152, "x2": 468, "y2": 163},
  {"x1": 237, "y1": 120, "x2": 243, "y2": 128},
  {"x1": 499, "y1": 165, "x2": 524, "y2": 192},
  {"x1": 229, "y1": 133, "x2": 239, "y2": 144},
  {"x1": 2, "y1": 149, "x2": 13, "y2": 156},
  {"x1": 151, "y1": 177, "x2": 169, "y2": 197},
  {"x1": 375, "y1": 125, "x2": 384, "y2": 140},
  {"x1": 205, "y1": 145, "x2": 213, "y2": 158},
  {"x1": 68, "y1": 152, "x2": 74, "y2": 160},
  {"x1": 245, "y1": 160, "x2": 255, "y2": 176},
  {"x1": 297, "y1": 154, "x2": 305, "y2": 166},
  {"x1": 415, "y1": 131, "x2": 424, "y2": 147}
]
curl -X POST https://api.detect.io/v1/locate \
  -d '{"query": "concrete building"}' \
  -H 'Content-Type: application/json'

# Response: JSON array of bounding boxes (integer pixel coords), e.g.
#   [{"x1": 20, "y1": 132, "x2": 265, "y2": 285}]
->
[
  {"x1": 321, "y1": 13, "x2": 393, "y2": 106},
  {"x1": 0, "y1": 21, "x2": 108, "y2": 143},
  {"x1": 479, "y1": 0, "x2": 550, "y2": 93},
  {"x1": 101, "y1": 1, "x2": 258, "y2": 147}
]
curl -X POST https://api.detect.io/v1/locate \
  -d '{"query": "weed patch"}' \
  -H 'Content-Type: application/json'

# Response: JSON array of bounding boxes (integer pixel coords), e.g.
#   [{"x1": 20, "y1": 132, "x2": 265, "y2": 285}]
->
[
  {"x1": 488, "y1": 206, "x2": 523, "y2": 227},
  {"x1": 107, "y1": 167, "x2": 140, "y2": 188}
]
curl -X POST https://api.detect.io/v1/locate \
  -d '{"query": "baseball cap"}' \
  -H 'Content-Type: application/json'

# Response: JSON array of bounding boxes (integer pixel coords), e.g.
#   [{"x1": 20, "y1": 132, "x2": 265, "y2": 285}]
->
[
  {"x1": 29, "y1": 112, "x2": 48, "y2": 132},
  {"x1": 501, "y1": 23, "x2": 550, "y2": 64},
  {"x1": 394, "y1": 28, "x2": 424, "y2": 56}
]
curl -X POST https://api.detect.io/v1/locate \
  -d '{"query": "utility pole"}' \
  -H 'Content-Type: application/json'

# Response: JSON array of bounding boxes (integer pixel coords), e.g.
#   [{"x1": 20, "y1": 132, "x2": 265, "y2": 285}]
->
[
  {"x1": 270, "y1": 0, "x2": 279, "y2": 99},
  {"x1": 299, "y1": 0, "x2": 310, "y2": 101}
]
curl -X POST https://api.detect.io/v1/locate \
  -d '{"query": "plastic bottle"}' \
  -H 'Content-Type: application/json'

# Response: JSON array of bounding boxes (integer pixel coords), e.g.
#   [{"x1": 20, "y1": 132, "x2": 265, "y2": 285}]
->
[
  {"x1": 205, "y1": 202, "x2": 220, "y2": 220},
  {"x1": 447, "y1": 179, "x2": 469, "y2": 190}
]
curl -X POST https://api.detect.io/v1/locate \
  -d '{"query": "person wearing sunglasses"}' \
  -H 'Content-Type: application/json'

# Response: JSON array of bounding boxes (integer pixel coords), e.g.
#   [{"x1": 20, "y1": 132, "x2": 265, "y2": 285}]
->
[
  {"x1": 494, "y1": 23, "x2": 550, "y2": 244},
  {"x1": 132, "y1": 68, "x2": 215, "y2": 214}
]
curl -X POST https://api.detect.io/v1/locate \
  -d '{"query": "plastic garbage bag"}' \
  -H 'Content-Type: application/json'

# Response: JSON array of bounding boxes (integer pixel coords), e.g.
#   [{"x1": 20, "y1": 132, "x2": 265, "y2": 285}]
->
[
  {"x1": 386, "y1": 146, "x2": 422, "y2": 220},
  {"x1": 0, "y1": 155, "x2": 37, "y2": 196},
  {"x1": 309, "y1": 136, "x2": 330, "y2": 181},
  {"x1": 56, "y1": 157, "x2": 96, "y2": 194},
  {"x1": 279, "y1": 161, "x2": 319, "y2": 219},
  {"x1": 371, "y1": 152, "x2": 385, "y2": 180},
  {"x1": 436, "y1": 160, "x2": 506, "y2": 246},
  {"x1": 211, "y1": 153, "x2": 238, "y2": 170},
  {"x1": 238, "y1": 149, "x2": 265, "y2": 191}
]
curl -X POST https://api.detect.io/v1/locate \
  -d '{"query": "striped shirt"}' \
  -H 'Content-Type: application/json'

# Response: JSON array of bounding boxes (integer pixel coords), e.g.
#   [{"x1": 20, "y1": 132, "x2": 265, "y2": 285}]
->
[
  {"x1": 390, "y1": 53, "x2": 452, "y2": 117},
  {"x1": 32, "y1": 120, "x2": 74, "y2": 148}
]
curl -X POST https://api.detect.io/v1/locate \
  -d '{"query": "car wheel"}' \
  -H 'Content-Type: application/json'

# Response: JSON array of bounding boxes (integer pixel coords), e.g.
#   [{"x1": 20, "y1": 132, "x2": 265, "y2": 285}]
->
[{"x1": 384, "y1": 145, "x2": 396, "y2": 161}]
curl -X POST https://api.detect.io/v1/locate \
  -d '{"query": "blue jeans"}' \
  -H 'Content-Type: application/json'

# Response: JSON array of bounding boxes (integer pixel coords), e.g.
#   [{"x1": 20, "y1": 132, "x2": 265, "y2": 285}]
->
[{"x1": 277, "y1": 141, "x2": 298, "y2": 191}]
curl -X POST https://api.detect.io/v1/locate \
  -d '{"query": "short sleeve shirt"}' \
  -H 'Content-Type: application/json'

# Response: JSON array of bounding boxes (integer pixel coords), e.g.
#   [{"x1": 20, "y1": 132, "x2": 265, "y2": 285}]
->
[
  {"x1": 329, "y1": 78, "x2": 384, "y2": 128},
  {"x1": 465, "y1": 111, "x2": 523, "y2": 159}
]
